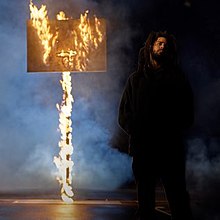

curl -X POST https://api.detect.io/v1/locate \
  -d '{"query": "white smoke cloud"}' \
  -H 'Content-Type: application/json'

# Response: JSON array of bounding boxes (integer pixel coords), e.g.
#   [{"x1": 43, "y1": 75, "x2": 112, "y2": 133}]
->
[{"x1": 0, "y1": 0, "x2": 134, "y2": 192}]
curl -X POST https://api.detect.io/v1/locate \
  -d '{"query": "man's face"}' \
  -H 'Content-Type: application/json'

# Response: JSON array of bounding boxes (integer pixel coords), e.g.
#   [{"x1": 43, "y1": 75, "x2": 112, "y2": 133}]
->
[{"x1": 152, "y1": 37, "x2": 168, "y2": 59}]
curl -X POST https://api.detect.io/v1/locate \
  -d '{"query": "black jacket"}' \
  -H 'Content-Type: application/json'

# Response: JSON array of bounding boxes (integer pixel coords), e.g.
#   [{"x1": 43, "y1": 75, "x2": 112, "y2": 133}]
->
[{"x1": 118, "y1": 65, "x2": 194, "y2": 155}]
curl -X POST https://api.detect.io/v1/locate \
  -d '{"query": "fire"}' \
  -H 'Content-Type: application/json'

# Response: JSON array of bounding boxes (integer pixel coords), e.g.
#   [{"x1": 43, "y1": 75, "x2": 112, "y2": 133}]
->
[
  {"x1": 54, "y1": 71, "x2": 74, "y2": 204},
  {"x1": 57, "y1": 11, "x2": 69, "y2": 21},
  {"x1": 75, "y1": 10, "x2": 104, "y2": 71},
  {"x1": 29, "y1": 0, "x2": 54, "y2": 64},
  {"x1": 29, "y1": 0, "x2": 104, "y2": 71},
  {"x1": 55, "y1": 10, "x2": 104, "y2": 71},
  {"x1": 54, "y1": 11, "x2": 74, "y2": 204},
  {"x1": 29, "y1": 1, "x2": 105, "y2": 203}
]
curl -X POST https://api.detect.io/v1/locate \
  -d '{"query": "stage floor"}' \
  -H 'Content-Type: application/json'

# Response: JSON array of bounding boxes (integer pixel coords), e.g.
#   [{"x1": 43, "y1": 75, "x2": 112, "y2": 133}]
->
[{"x1": 0, "y1": 188, "x2": 171, "y2": 220}]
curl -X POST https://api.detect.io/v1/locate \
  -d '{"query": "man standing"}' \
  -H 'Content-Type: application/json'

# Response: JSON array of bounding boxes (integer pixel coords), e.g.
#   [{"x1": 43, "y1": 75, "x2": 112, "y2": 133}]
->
[{"x1": 118, "y1": 31, "x2": 194, "y2": 220}]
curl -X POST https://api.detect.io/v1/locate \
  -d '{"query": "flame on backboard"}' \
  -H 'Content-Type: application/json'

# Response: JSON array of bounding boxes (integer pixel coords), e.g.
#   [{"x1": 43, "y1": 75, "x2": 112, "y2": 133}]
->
[
  {"x1": 28, "y1": 1, "x2": 106, "y2": 72},
  {"x1": 29, "y1": 0, "x2": 54, "y2": 64}
]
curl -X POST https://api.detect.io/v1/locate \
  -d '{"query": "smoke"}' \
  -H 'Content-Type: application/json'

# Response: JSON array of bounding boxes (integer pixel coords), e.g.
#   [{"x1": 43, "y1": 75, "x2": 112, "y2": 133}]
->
[
  {"x1": 186, "y1": 137, "x2": 220, "y2": 220},
  {"x1": 179, "y1": 22, "x2": 220, "y2": 219},
  {"x1": 0, "y1": 0, "x2": 136, "y2": 192},
  {"x1": 187, "y1": 138, "x2": 220, "y2": 192}
]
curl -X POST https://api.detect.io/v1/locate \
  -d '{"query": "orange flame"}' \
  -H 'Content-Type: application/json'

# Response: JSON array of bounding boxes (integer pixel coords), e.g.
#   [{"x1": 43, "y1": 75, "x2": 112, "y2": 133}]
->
[
  {"x1": 29, "y1": 0, "x2": 54, "y2": 64},
  {"x1": 74, "y1": 10, "x2": 104, "y2": 71},
  {"x1": 57, "y1": 11, "x2": 69, "y2": 21}
]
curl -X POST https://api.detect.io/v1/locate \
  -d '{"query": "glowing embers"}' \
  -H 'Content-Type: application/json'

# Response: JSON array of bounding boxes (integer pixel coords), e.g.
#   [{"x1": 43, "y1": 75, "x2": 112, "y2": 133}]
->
[{"x1": 27, "y1": 2, "x2": 106, "y2": 72}]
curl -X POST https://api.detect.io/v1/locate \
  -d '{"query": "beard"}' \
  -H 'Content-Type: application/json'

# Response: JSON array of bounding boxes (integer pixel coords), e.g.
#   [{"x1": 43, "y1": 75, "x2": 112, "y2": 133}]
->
[{"x1": 152, "y1": 50, "x2": 168, "y2": 64}]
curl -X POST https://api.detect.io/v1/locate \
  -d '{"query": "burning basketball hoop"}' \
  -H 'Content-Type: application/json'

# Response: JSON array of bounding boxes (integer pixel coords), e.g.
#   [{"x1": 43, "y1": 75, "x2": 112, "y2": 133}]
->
[{"x1": 27, "y1": 0, "x2": 106, "y2": 203}]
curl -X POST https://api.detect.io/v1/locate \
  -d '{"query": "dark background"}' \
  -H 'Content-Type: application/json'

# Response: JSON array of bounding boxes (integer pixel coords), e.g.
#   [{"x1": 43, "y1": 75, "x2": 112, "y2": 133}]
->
[
  {"x1": 107, "y1": 1, "x2": 220, "y2": 218},
  {"x1": 109, "y1": 0, "x2": 220, "y2": 148},
  {"x1": 0, "y1": 0, "x2": 220, "y2": 219}
]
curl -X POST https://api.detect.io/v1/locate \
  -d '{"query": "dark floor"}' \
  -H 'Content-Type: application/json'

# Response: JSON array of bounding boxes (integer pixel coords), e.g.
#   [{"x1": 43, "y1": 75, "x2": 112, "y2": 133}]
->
[
  {"x1": 0, "y1": 186, "x2": 171, "y2": 220},
  {"x1": 0, "y1": 186, "x2": 219, "y2": 220}
]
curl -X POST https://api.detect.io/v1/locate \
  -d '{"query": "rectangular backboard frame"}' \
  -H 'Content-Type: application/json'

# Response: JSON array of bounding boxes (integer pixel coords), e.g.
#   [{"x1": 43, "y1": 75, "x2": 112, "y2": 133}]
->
[{"x1": 27, "y1": 19, "x2": 106, "y2": 73}]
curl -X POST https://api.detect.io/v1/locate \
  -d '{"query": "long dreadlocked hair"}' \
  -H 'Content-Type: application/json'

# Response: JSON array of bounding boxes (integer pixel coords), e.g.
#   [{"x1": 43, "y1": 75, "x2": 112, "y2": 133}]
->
[{"x1": 137, "y1": 31, "x2": 178, "y2": 73}]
